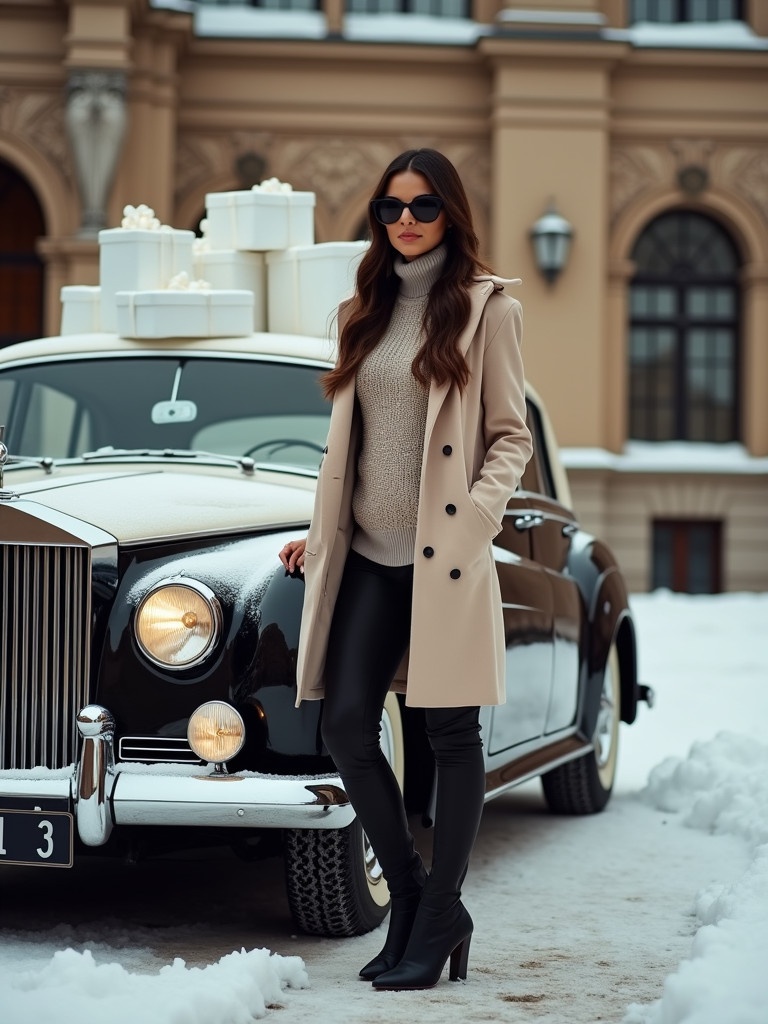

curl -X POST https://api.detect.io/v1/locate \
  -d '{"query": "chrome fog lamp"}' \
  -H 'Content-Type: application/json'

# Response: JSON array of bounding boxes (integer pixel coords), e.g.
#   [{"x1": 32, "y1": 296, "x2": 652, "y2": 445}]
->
[
  {"x1": 530, "y1": 201, "x2": 574, "y2": 284},
  {"x1": 135, "y1": 580, "x2": 222, "y2": 669},
  {"x1": 187, "y1": 701, "x2": 245, "y2": 764}
]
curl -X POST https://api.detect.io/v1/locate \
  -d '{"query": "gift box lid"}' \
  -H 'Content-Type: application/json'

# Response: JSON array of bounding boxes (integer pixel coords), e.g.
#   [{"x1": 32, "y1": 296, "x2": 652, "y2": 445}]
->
[
  {"x1": 195, "y1": 249, "x2": 265, "y2": 264},
  {"x1": 61, "y1": 285, "x2": 101, "y2": 302},
  {"x1": 99, "y1": 228, "x2": 195, "y2": 245},
  {"x1": 115, "y1": 289, "x2": 254, "y2": 307},
  {"x1": 266, "y1": 241, "x2": 369, "y2": 265},
  {"x1": 205, "y1": 190, "x2": 315, "y2": 209}
]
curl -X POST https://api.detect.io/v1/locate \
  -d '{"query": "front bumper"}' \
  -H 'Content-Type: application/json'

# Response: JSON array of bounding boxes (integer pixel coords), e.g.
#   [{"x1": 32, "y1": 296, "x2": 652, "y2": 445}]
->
[{"x1": 1, "y1": 704, "x2": 354, "y2": 850}]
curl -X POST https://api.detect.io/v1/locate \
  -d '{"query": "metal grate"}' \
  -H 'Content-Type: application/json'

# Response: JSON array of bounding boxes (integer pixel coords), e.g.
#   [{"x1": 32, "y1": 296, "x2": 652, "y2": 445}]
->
[
  {"x1": 0, "y1": 543, "x2": 91, "y2": 770},
  {"x1": 118, "y1": 736, "x2": 202, "y2": 765}
]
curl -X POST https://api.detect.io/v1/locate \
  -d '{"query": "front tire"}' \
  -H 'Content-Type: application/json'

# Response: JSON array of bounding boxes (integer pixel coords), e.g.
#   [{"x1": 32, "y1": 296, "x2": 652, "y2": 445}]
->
[
  {"x1": 541, "y1": 644, "x2": 621, "y2": 815},
  {"x1": 283, "y1": 692, "x2": 405, "y2": 936}
]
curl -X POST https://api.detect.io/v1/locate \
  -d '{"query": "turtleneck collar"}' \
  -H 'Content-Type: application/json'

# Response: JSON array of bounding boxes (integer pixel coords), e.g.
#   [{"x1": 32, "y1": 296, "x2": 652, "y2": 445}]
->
[{"x1": 394, "y1": 243, "x2": 447, "y2": 299}]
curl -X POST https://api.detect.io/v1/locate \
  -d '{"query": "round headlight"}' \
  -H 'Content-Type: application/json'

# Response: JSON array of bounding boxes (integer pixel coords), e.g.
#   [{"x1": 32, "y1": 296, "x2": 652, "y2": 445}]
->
[
  {"x1": 187, "y1": 701, "x2": 245, "y2": 763},
  {"x1": 135, "y1": 580, "x2": 222, "y2": 669}
]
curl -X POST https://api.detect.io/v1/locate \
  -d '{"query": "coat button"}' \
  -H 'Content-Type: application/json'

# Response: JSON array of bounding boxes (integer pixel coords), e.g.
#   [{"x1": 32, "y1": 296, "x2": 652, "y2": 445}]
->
[
  {"x1": 445, "y1": 503, "x2": 456, "y2": 515},
  {"x1": 449, "y1": 568, "x2": 461, "y2": 580},
  {"x1": 423, "y1": 546, "x2": 434, "y2": 558},
  {"x1": 442, "y1": 444, "x2": 452, "y2": 456}
]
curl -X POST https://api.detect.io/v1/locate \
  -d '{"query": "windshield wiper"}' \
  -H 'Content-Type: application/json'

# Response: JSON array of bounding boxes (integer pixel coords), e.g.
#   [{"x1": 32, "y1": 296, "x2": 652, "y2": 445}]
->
[
  {"x1": 80, "y1": 447, "x2": 256, "y2": 476},
  {"x1": 5, "y1": 454, "x2": 55, "y2": 474}
]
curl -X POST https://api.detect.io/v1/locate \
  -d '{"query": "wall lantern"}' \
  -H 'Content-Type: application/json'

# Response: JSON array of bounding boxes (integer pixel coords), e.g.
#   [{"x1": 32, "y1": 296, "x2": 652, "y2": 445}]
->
[{"x1": 530, "y1": 202, "x2": 574, "y2": 284}]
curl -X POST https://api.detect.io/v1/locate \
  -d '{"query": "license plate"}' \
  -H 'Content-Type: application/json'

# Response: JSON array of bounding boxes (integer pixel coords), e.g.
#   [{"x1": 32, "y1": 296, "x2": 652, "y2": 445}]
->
[{"x1": 0, "y1": 808, "x2": 73, "y2": 868}]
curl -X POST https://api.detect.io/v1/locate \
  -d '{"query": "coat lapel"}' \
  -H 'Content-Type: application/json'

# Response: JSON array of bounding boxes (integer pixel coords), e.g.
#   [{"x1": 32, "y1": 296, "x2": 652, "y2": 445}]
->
[{"x1": 424, "y1": 280, "x2": 495, "y2": 441}]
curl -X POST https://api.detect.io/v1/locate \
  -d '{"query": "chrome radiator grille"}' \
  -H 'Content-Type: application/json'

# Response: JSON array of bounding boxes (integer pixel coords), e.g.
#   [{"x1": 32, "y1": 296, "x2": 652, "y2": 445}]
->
[{"x1": 1, "y1": 543, "x2": 91, "y2": 770}]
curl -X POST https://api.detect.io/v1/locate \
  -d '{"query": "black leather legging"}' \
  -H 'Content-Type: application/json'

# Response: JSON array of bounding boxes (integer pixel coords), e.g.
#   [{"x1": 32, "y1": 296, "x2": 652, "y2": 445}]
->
[{"x1": 321, "y1": 549, "x2": 486, "y2": 903}]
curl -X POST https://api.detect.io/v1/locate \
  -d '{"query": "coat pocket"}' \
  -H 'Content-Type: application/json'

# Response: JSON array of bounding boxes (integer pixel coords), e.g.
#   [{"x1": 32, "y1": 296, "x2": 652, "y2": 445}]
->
[{"x1": 467, "y1": 492, "x2": 500, "y2": 543}]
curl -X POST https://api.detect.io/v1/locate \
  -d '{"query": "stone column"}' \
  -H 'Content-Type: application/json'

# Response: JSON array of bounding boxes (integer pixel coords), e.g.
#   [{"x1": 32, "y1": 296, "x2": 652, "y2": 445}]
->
[
  {"x1": 741, "y1": 261, "x2": 768, "y2": 457},
  {"x1": 65, "y1": 70, "x2": 128, "y2": 237},
  {"x1": 481, "y1": 34, "x2": 624, "y2": 448}
]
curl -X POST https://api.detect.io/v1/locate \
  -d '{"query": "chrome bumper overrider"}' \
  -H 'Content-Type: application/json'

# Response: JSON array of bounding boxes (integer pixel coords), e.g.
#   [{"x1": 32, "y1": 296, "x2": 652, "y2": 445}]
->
[{"x1": 0, "y1": 704, "x2": 355, "y2": 849}]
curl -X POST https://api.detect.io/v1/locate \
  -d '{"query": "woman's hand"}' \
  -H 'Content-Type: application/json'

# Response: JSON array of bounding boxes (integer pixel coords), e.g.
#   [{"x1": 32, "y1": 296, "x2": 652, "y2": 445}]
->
[{"x1": 279, "y1": 538, "x2": 307, "y2": 575}]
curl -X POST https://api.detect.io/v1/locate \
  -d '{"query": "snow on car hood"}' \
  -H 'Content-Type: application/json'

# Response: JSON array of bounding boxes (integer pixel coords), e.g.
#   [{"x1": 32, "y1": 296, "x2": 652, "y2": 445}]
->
[{"x1": 11, "y1": 465, "x2": 315, "y2": 544}]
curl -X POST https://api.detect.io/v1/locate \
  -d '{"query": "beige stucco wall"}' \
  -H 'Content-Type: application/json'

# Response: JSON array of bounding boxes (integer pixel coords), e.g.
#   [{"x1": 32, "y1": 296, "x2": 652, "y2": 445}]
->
[
  {"x1": 569, "y1": 470, "x2": 768, "y2": 593},
  {"x1": 1, "y1": 0, "x2": 766, "y2": 590}
]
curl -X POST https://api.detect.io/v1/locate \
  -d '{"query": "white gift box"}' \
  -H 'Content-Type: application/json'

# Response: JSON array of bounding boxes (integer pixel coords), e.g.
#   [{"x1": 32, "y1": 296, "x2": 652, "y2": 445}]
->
[
  {"x1": 99, "y1": 227, "x2": 195, "y2": 331},
  {"x1": 193, "y1": 250, "x2": 266, "y2": 331},
  {"x1": 205, "y1": 190, "x2": 315, "y2": 252},
  {"x1": 60, "y1": 286, "x2": 101, "y2": 335},
  {"x1": 266, "y1": 241, "x2": 368, "y2": 337},
  {"x1": 116, "y1": 290, "x2": 254, "y2": 339}
]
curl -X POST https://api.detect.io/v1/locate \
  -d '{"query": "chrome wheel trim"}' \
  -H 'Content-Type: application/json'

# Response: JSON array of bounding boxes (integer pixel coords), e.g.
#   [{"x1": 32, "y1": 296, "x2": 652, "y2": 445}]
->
[
  {"x1": 362, "y1": 693, "x2": 403, "y2": 907},
  {"x1": 595, "y1": 646, "x2": 620, "y2": 789}
]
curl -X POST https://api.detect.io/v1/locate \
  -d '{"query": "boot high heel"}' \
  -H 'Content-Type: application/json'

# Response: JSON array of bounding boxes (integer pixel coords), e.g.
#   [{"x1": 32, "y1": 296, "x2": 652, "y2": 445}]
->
[{"x1": 372, "y1": 899, "x2": 473, "y2": 991}]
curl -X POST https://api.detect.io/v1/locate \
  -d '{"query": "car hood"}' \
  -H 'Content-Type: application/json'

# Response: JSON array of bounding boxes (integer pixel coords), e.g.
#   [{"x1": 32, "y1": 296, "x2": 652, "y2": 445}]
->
[{"x1": 8, "y1": 464, "x2": 315, "y2": 544}]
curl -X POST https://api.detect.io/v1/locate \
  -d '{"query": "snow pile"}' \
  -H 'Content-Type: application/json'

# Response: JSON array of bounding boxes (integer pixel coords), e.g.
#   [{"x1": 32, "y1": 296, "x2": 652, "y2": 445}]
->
[
  {"x1": 0, "y1": 944, "x2": 308, "y2": 1024},
  {"x1": 624, "y1": 732, "x2": 768, "y2": 1024},
  {"x1": 619, "y1": 592, "x2": 768, "y2": 791}
]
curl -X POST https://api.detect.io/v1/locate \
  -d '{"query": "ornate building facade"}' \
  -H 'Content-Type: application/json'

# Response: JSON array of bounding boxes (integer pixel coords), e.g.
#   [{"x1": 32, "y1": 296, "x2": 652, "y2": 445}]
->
[{"x1": 1, "y1": 0, "x2": 767, "y2": 590}]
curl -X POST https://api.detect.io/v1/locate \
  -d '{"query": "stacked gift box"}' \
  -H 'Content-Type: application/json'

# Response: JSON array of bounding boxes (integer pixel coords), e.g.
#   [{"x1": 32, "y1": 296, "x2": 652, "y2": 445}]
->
[{"x1": 60, "y1": 182, "x2": 368, "y2": 340}]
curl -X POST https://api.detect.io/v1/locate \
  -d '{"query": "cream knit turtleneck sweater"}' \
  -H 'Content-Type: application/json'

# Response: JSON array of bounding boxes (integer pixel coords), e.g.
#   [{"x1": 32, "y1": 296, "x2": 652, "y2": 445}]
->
[{"x1": 351, "y1": 244, "x2": 447, "y2": 566}]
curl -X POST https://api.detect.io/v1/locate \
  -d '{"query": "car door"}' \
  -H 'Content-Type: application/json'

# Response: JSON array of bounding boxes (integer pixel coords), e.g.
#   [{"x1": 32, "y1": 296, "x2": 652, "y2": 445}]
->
[
  {"x1": 516, "y1": 399, "x2": 584, "y2": 736},
  {"x1": 486, "y1": 421, "x2": 555, "y2": 757}
]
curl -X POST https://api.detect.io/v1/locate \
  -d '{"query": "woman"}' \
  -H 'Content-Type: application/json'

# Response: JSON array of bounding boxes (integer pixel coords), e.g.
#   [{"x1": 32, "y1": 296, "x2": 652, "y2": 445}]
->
[{"x1": 279, "y1": 148, "x2": 532, "y2": 990}]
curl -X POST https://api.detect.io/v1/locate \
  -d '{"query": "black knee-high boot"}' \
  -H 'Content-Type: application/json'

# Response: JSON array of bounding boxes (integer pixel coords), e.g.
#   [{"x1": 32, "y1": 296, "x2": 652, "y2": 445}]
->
[
  {"x1": 319, "y1": 553, "x2": 425, "y2": 979},
  {"x1": 335, "y1": 752, "x2": 426, "y2": 981},
  {"x1": 373, "y1": 707, "x2": 485, "y2": 990}
]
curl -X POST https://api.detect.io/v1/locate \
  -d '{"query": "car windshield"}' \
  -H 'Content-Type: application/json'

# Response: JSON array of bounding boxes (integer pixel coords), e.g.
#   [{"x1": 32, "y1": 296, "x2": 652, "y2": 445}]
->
[{"x1": 0, "y1": 354, "x2": 332, "y2": 473}]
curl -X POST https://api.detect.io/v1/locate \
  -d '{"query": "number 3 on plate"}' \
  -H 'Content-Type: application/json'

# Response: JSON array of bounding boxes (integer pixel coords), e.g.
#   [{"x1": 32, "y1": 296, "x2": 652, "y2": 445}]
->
[{"x1": 37, "y1": 820, "x2": 54, "y2": 859}]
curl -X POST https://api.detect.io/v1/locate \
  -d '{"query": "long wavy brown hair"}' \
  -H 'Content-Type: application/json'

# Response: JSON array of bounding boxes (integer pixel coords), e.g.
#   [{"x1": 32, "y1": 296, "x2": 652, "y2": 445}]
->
[{"x1": 322, "y1": 149, "x2": 492, "y2": 397}]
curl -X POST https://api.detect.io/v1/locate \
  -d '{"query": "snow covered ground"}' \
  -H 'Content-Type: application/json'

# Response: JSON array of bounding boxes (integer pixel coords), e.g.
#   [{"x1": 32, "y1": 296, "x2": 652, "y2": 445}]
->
[{"x1": 1, "y1": 591, "x2": 767, "y2": 1024}]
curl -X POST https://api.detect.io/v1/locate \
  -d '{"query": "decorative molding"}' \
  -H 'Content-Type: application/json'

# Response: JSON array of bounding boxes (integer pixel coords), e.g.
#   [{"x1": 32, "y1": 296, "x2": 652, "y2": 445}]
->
[
  {"x1": 175, "y1": 135, "x2": 238, "y2": 200},
  {"x1": 611, "y1": 139, "x2": 768, "y2": 229},
  {"x1": 277, "y1": 139, "x2": 384, "y2": 214},
  {"x1": 175, "y1": 132, "x2": 274, "y2": 205},
  {"x1": 609, "y1": 145, "x2": 667, "y2": 224},
  {"x1": 669, "y1": 137, "x2": 715, "y2": 173},
  {"x1": 720, "y1": 148, "x2": 768, "y2": 225},
  {"x1": 0, "y1": 87, "x2": 73, "y2": 186},
  {"x1": 175, "y1": 133, "x2": 492, "y2": 241}
]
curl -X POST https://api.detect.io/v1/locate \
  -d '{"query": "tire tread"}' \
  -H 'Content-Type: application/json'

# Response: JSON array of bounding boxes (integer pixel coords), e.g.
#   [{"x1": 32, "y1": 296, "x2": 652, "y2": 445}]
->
[{"x1": 283, "y1": 825, "x2": 387, "y2": 937}]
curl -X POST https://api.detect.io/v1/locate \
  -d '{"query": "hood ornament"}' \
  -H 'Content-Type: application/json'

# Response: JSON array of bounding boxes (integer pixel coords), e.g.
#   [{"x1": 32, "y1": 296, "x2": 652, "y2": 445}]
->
[
  {"x1": 0, "y1": 425, "x2": 7, "y2": 490},
  {"x1": 0, "y1": 425, "x2": 18, "y2": 501}
]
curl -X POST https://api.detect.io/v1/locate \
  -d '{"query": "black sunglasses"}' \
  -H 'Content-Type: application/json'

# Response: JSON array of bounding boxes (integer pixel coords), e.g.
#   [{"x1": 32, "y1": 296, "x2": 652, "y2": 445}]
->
[{"x1": 370, "y1": 194, "x2": 444, "y2": 225}]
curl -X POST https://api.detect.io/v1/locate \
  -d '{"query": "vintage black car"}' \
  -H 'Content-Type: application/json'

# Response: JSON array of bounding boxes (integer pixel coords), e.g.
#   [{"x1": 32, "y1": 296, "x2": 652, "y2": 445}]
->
[{"x1": 0, "y1": 328, "x2": 651, "y2": 937}]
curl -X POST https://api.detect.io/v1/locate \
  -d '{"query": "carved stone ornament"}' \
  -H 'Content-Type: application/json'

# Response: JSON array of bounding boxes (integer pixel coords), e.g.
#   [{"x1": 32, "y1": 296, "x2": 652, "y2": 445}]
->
[
  {"x1": 174, "y1": 137, "x2": 219, "y2": 201},
  {"x1": 275, "y1": 137, "x2": 491, "y2": 233},
  {"x1": 65, "y1": 70, "x2": 128, "y2": 236},
  {"x1": 276, "y1": 138, "x2": 391, "y2": 213},
  {"x1": 677, "y1": 164, "x2": 709, "y2": 197},
  {"x1": 0, "y1": 88, "x2": 72, "y2": 185},
  {"x1": 235, "y1": 151, "x2": 267, "y2": 190},
  {"x1": 721, "y1": 148, "x2": 768, "y2": 224},
  {"x1": 669, "y1": 137, "x2": 714, "y2": 172},
  {"x1": 609, "y1": 146, "x2": 668, "y2": 224},
  {"x1": 175, "y1": 133, "x2": 274, "y2": 206}
]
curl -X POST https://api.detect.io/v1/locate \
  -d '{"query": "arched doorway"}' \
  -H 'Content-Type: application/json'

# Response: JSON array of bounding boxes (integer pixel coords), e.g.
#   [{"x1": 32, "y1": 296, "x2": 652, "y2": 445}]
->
[
  {"x1": 628, "y1": 210, "x2": 741, "y2": 443},
  {"x1": 0, "y1": 160, "x2": 46, "y2": 348}
]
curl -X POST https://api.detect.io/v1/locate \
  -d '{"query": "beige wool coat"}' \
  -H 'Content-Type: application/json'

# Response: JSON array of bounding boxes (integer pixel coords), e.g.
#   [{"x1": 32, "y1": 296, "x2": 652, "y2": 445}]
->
[{"x1": 295, "y1": 276, "x2": 533, "y2": 709}]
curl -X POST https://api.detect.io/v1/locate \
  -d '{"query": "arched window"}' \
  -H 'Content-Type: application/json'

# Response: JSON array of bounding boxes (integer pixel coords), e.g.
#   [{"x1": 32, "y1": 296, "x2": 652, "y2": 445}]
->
[
  {"x1": 628, "y1": 211, "x2": 740, "y2": 443},
  {"x1": 0, "y1": 161, "x2": 45, "y2": 349}
]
